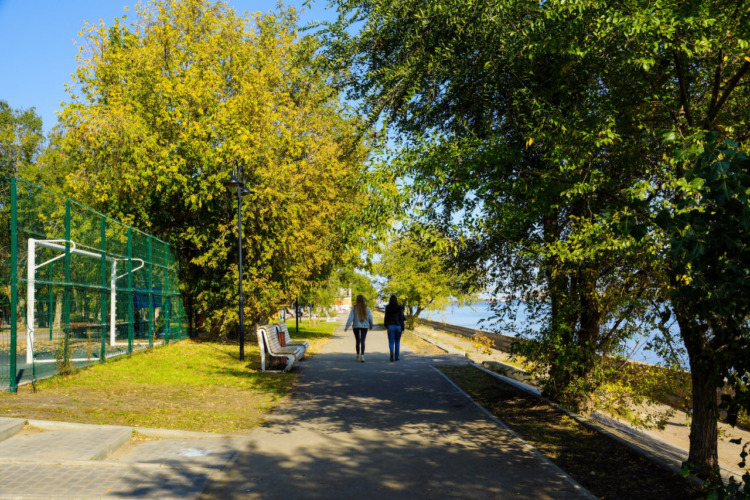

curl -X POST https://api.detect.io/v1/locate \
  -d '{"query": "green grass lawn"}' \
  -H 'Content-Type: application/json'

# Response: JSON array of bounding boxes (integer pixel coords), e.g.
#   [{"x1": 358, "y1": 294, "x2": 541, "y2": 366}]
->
[{"x1": 0, "y1": 320, "x2": 339, "y2": 433}]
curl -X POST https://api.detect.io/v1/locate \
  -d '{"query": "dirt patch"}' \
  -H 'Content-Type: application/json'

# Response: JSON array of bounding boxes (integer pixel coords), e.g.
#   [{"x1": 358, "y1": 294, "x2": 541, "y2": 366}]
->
[
  {"x1": 439, "y1": 364, "x2": 703, "y2": 500},
  {"x1": 17, "y1": 424, "x2": 45, "y2": 436},
  {"x1": 1, "y1": 384, "x2": 275, "y2": 434},
  {"x1": 130, "y1": 431, "x2": 162, "y2": 442},
  {"x1": 401, "y1": 330, "x2": 446, "y2": 355}
]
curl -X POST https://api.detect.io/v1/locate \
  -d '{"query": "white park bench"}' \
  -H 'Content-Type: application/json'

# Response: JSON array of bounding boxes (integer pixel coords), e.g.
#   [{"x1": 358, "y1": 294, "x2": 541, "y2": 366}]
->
[{"x1": 258, "y1": 324, "x2": 305, "y2": 372}]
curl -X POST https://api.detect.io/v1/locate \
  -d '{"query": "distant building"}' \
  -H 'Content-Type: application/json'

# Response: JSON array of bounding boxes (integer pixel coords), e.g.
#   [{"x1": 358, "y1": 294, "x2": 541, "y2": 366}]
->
[{"x1": 334, "y1": 288, "x2": 352, "y2": 310}]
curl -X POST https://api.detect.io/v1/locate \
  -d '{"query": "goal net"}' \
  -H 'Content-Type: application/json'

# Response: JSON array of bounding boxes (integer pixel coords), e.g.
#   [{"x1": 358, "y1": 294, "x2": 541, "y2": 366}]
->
[
  {"x1": 25, "y1": 238, "x2": 159, "y2": 364},
  {"x1": 0, "y1": 177, "x2": 185, "y2": 391}
]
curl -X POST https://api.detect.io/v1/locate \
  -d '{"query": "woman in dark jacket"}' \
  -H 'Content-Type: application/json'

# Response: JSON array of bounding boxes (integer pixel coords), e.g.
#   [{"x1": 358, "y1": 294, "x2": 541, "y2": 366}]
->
[{"x1": 383, "y1": 294, "x2": 406, "y2": 362}]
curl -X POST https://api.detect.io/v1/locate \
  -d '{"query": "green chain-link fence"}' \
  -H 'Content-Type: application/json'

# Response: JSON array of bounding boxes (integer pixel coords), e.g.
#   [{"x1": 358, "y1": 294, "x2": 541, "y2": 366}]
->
[{"x1": 0, "y1": 176, "x2": 186, "y2": 392}]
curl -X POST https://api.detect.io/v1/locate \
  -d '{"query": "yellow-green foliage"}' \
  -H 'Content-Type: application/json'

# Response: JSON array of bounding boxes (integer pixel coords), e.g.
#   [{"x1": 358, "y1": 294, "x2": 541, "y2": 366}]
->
[
  {"x1": 472, "y1": 333, "x2": 493, "y2": 355},
  {"x1": 595, "y1": 359, "x2": 690, "y2": 430},
  {"x1": 52, "y1": 0, "x2": 384, "y2": 336},
  {"x1": 377, "y1": 232, "x2": 480, "y2": 327}
]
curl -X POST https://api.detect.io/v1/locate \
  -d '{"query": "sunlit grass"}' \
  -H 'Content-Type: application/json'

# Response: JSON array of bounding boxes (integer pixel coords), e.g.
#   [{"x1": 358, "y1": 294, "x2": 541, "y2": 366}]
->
[{"x1": 0, "y1": 320, "x2": 339, "y2": 433}]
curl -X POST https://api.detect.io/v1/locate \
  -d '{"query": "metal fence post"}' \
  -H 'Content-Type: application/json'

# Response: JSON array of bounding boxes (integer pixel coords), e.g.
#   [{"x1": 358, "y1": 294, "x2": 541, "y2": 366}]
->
[
  {"x1": 148, "y1": 236, "x2": 153, "y2": 347},
  {"x1": 127, "y1": 228, "x2": 134, "y2": 354},
  {"x1": 178, "y1": 290, "x2": 182, "y2": 340},
  {"x1": 164, "y1": 247, "x2": 170, "y2": 344},
  {"x1": 9, "y1": 177, "x2": 18, "y2": 392},
  {"x1": 176, "y1": 259, "x2": 182, "y2": 340},
  {"x1": 64, "y1": 200, "x2": 71, "y2": 370},
  {"x1": 100, "y1": 216, "x2": 107, "y2": 361},
  {"x1": 48, "y1": 263, "x2": 53, "y2": 341}
]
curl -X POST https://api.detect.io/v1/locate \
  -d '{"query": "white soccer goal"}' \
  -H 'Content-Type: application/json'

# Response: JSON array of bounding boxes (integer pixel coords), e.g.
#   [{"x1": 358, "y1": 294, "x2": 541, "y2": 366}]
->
[{"x1": 26, "y1": 238, "x2": 150, "y2": 364}]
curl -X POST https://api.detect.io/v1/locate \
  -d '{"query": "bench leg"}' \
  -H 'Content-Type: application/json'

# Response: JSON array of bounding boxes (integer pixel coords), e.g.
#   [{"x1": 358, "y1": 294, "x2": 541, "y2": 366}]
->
[{"x1": 283, "y1": 355, "x2": 296, "y2": 372}]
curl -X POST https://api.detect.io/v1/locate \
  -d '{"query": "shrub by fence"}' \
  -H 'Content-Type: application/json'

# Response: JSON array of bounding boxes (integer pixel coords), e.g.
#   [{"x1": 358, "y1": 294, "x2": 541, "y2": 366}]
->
[{"x1": 0, "y1": 176, "x2": 186, "y2": 391}]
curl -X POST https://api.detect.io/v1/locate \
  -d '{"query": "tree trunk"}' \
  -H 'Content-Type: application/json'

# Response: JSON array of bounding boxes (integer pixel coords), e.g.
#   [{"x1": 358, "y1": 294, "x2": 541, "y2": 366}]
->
[
  {"x1": 575, "y1": 267, "x2": 601, "y2": 414},
  {"x1": 676, "y1": 308, "x2": 720, "y2": 481},
  {"x1": 54, "y1": 291, "x2": 63, "y2": 329},
  {"x1": 541, "y1": 212, "x2": 575, "y2": 403},
  {"x1": 687, "y1": 365, "x2": 719, "y2": 479}
]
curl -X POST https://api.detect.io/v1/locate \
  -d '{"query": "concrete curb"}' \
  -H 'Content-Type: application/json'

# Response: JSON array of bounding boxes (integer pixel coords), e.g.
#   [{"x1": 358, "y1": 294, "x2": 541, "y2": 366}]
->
[
  {"x1": 130, "y1": 425, "x2": 245, "y2": 439},
  {"x1": 412, "y1": 330, "x2": 460, "y2": 354},
  {"x1": 25, "y1": 418, "x2": 243, "y2": 439},
  {"x1": 472, "y1": 363, "x2": 541, "y2": 396},
  {"x1": 432, "y1": 365, "x2": 598, "y2": 500},
  {"x1": 414, "y1": 329, "x2": 532, "y2": 384},
  {"x1": 89, "y1": 427, "x2": 132, "y2": 461},
  {"x1": 481, "y1": 359, "x2": 534, "y2": 383},
  {"x1": 0, "y1": 456, "x2": 220, "y2": 471},
  {"x1": 0, "y1": 418, "x2": 24, "y2": 443}
]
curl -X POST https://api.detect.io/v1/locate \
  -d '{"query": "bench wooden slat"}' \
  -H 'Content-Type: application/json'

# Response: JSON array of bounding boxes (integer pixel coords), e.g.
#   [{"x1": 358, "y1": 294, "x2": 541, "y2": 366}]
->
[{"x1": 275, "y1": 322, "x2": 309, "y2": 353}]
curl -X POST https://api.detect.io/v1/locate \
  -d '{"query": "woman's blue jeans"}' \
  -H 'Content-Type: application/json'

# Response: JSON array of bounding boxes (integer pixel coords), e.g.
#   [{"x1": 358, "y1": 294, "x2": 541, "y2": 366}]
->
[{"x1": 387, "y1": 325, "x2": 403, "y2": 359}]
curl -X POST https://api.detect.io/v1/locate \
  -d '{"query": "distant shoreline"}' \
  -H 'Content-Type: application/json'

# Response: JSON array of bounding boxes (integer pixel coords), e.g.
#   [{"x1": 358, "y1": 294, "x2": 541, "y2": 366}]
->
[{"x1": 423, "y1": 301, "x2": 677, "y2": 366}]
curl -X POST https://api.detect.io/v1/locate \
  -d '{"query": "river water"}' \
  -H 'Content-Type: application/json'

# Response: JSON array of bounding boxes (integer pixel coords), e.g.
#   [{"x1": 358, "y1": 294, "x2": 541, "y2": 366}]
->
[{"x1": 423, "y1": 301, "x2": 684, "y2": 366}]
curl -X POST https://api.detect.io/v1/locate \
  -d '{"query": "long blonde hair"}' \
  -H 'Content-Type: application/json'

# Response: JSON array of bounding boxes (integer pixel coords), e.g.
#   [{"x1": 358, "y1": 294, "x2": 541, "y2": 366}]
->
[{"x1": 354, "y1": 295, "x2": 368, "y2": 321}]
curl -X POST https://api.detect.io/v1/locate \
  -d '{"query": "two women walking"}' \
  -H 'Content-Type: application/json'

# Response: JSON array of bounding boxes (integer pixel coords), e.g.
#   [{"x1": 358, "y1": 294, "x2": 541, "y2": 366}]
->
[
  {"x1": 345, "y1": 295, "x2": 374, "y2": 362},
  {"x1": 345, "y1": 294, "x2": 406, "y2": 362}
]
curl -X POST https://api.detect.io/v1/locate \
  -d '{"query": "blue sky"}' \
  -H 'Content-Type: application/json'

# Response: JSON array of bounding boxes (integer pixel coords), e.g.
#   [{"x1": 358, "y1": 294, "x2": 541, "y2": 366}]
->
[{"x1": 0, "y1": 0, "x2": 338, "y2": 133}]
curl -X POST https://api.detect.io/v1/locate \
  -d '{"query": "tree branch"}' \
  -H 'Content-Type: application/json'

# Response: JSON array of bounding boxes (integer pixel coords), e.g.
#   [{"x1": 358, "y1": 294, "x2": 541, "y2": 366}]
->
[
  {"x1": 707, "y1": 61, "x2": 750, "y2": 126},
  {"x1": 674, "y1": 52, "x2": 695, "y2": 127},
  {"x1": 599, "y1": 278, "x2": 650, "y2": 352},
  {"x1": 517, "y1": 169, "x2": 576, "y2": 184},
  {"x1": 707, "y1": 49, "x2": 725, "y2": 123}
]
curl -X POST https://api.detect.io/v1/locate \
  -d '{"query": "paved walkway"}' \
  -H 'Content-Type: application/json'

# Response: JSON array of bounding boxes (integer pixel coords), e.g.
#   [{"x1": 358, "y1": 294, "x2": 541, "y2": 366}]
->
[
  {"x1": 202, "y1": 324, "x2": 591, "y2": 499},
  {"x1": 0, "y1": 418, "x2": 249, "y2": 498}
]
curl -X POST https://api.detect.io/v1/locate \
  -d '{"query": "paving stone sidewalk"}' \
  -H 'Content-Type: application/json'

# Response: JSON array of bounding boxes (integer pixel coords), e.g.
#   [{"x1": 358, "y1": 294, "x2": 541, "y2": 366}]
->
[
  {"x1": 0, "y1": 418, "x2": 250, "y2": 499},
  {"x1": 202, "y1": 323, "x2": 593, "y2": 499}
]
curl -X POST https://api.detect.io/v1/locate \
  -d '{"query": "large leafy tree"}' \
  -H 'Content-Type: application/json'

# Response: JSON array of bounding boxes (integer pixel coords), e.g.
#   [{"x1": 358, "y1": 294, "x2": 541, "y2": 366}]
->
[
  {"x1": 654, "y1": 138, "x2": 750, "y2": 483},
  {"x1": 322, "y1": 0, "x2": 750, "y2": 480},
  {"x1": 323, "y1": 0, "x2": 662, "y2": 408},
  {"x1": 53, "y1": 0, "x2": 382, "y2": 337},
  {"x1": 542, "y1": 0, "x2": 750, "y2": 480},
  {"x1": 0, "y1": 101, "x2": 46, "y2": 315}
]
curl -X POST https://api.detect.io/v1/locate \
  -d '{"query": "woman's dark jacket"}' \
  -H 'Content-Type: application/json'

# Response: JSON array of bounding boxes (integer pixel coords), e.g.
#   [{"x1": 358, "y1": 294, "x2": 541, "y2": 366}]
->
[{"x1": 384, "y1": 304, "x2": 405, "y2": 329}]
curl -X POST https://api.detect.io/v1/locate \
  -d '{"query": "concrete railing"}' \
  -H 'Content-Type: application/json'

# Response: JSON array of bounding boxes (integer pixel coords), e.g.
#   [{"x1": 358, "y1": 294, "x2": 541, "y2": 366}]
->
[{"x1": 417, "y1": 318, "x2": 518, "y2": 352}]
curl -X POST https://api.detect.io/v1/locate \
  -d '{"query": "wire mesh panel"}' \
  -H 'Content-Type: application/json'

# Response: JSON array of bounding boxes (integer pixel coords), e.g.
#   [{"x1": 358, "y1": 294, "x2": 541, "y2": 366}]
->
[
  {"x1": 15, "y1": 180, "x2": 67, "y2": 384},
  {"x1": 0, "y1": 177, "x2": 185, "y2": 391}
]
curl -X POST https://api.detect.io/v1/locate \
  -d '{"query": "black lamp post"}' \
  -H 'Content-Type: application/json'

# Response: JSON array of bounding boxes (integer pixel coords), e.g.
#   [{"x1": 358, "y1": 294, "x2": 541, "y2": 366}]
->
[
  {"x1": 224, "y1": 162, "x2": 251, "y2": 361},
  {"x1": 295, "y1": 295, "x2": 300, "y2": 336}
]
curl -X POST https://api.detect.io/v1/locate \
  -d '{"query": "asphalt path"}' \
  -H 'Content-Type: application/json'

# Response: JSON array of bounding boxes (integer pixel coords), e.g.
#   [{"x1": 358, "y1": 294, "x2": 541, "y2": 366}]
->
[{"x1": 202, "y1": 323, "x2": 591, "y2": 499}]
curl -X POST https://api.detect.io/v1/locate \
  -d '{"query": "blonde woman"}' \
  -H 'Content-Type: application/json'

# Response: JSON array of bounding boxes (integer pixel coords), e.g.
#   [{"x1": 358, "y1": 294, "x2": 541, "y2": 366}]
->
[{"x1": 344, "y1": 295, "x2": 374, "y2": 362}]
